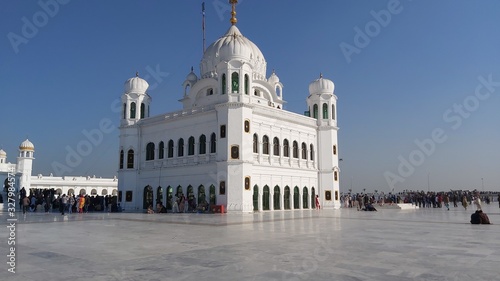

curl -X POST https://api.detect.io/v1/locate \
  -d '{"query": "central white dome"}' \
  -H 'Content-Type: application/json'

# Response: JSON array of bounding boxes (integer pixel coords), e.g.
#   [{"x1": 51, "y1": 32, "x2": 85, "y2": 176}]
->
[{"x1": 200, "y1": 25, "x2": 266, "y2": 78}]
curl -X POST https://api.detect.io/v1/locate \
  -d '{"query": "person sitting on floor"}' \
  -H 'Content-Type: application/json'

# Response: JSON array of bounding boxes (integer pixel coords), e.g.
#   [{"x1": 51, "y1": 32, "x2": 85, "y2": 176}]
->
[
  {"x1": 470, "y1": 210, "x2": 491, "y2": 224},
  {"x1": 147, "y1": 205, "x2": 154, "y2": 214},
  {"x1": 363, "y1": 203, "x2": 377, "y2": 211}
]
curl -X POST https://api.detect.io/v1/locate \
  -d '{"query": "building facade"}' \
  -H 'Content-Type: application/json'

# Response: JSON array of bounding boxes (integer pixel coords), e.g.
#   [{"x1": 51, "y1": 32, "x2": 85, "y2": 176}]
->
[{"x1": 117, "y1": 6, "x2": 340, "y2": 212}]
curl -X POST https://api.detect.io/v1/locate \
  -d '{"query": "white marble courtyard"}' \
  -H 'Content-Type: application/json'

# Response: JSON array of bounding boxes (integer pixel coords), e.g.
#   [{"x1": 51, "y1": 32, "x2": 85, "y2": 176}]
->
[{"x1": 1, "y1": 204, "x2": 499, "y2": 281}]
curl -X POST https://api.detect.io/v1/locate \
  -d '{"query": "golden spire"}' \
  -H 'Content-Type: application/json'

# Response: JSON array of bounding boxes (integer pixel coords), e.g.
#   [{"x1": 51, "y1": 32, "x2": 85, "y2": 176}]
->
[{"x1": 229, "y1": 0, "x2": 238, "y2": 25}]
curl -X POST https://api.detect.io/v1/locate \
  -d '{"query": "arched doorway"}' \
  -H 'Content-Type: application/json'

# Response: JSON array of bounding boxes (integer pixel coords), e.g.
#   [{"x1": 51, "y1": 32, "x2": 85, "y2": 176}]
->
[
  {"x1": 284, "y1": 186, "x2": 291, "y2": 210},
  {"x1": 157, "y1": 186, "x2": 163, "y2": 204},
  {"x1": 176, "y1": 186, "x2": 183, "y2": 198},
  {"x1": 166, "y1": 186, "x2": 173, "y2": 210},
  {"x1": 303, "y1": 187, "x2": 309, "y2": 209},
  {"x1": 263, "y1": 185, "x2": 270, "y2": 210},
  {"x1": 143, "y1": 185, "x2": 153, "y2": 209},
  {"x1": 311, "y1": 187, "x2": 316, "y2": 208},
  {"x1": 198, "y1": 185, "x2": 206, "y2": 204},
  {"x1": 79, "y1": 189, "x2": 86, "y2": 195},
  {"x1": 187, "y1": 185, "x2": 194, "y2": 210},
  {"x1": 91, "y1": 189, "x2": 97, "y2": 196},
  {"x1": 253, "y1": 185, "x2": 259, "y2": 211},
  {"x1": 273, "y1": 185, "x2": 280, "y2": 210},
  {"x1": 209, "y1": 184, "x2": 216, "y2": 205},
  {"x1": 68, "y1": 189, "x2": 74, "y2": 196},
  {"x1": 294, "y1": 186, "x2": 300, "y2": 209},
  {"x1": 101, "y1": 189, "x2": 108, "y2": 196}
]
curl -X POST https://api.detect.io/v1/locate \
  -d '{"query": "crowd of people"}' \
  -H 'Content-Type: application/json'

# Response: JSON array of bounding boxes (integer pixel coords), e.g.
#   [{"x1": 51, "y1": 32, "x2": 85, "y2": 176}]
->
[{"x1": 19, "y1": 187, "x2": 120, "y2": 215}]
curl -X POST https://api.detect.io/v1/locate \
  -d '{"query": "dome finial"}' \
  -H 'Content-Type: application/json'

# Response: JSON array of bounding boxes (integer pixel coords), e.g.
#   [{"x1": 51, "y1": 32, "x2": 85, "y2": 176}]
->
[
  {"x1": 191, "y1": 66, "x2": 194, "y2": 72},
  {"x1": 136, "y1": 71, "x2": 139, "y2": 77},
  {"x1": 319, "y1": 72, "x2": 323, "y2": 78},
  {"x1": 229, "y1": 0, "x2": 238, "y2": 26}
]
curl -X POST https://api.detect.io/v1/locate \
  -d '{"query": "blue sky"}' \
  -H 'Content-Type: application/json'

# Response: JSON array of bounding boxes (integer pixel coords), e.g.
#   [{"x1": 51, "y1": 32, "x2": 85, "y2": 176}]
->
[{"x1": 1, "y1": 0, "x2": 499, "y2": 193}]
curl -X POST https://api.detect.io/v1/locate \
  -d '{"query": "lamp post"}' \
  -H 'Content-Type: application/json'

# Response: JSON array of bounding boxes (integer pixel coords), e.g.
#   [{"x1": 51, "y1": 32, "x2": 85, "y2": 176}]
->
[
  {"x1": 427, "y1": 172, "x2": 430, "y2": 192},
  {"x1": 481, "y1": 178, "x2": 484, "y2": 192}
]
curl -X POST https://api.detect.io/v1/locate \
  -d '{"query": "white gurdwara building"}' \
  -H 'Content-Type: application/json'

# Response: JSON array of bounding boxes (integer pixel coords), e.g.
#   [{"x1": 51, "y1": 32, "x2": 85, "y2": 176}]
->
[{"x1": 117, "y1": 5, "x2": 340, "y2": 212}]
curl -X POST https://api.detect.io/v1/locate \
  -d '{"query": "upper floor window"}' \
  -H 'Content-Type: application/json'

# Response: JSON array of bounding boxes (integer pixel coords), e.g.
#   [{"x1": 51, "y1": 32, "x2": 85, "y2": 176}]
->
[
  {"x1": 244, "y1": 120, "x2": 250, "y2": 133},
  {"x1": 283, "y1": 139, "x2": 289, "y2": 157},
  {"x1": 322, "y1": 103, "x2": 328, "y2": 119},
  {"x1": 146, "y1": 142, "x2": 155, "y2": 161},
  {"x1": 244, "y1": 74, "x2": 249, "y2": 95},
  {"x1": 127, "y1": 149, "x2": 134, "y2": 169},
  {"x1": 273, "y1": 137, "x2": 280, "y2": 156},
  {"x1": 301, "y1": 142, "x2": 307, "y2": 160},
  {"x1": 210, "y1": 133, "x2": 217, "y2": 153},
  {"x1": 130, "y1": 102, "x2": 136, "y2": 119},
  {"x1": 158, "y1": 141, "x2": 165, "y2": 159},
  {"x1": 199, "y1": 135, "x2": 206, "y2": 155},
  {"x1": 292, "y1": 141, "x2": 298, "y2": 158},
  {"x1": 168, "y1": 140, "x2": 174, "y2": 158},
  {"x1": 140, "y1": 103, "x2": 145, "y2": 119},
  {"x1": 310, "y1": 144, "x2": 314, "y2": 161},
  {"x1": 333, "y1": 145, "x2": 337, "y2": 155},
  {"x1": 332, "y1": 104, "x2": 336, "y2": 120},
  {"x1": 188, "y1": 137, "x2": 195, "y2": 156},
  {"x1": 253, "y1": 134, "x2": 258, "y2": 153},
  {"x1": 313, "y1": 104, "x2": 318, "y2": 119},
  {"x1": 220, "y1": 125, "x2": 226, "y2": 138},
  {"x1": 231, "y1": 72, "x2": 239, "y2": 93},
  {"x1": 221, "y1": 74, "x2": 226, "y2": 95},
  {"x1": 262, "y1": 136, "x2": 269, "y2": 155},
  {"x1": 178, "y1": 138, "x2": 184, "y2": 157},
  {"x1": 123, "y1": 103, "x2": 126, "y2": 119}
]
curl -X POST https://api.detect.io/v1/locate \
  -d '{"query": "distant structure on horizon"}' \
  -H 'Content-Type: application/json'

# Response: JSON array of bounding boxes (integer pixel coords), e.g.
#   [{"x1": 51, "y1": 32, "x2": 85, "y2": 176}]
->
[
  {"x1": 117, "y1": 1, "x2": 341, "y2": 212},
  {"x1": 0, "y1": 139, "x2": 117, "y2": 207}
]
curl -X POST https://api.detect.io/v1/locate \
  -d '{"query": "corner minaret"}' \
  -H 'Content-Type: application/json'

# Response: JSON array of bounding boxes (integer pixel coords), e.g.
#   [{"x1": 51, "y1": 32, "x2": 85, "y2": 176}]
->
[
  {"x1": 17, "y1": 139, "x2": 35, "y2": 191},
  {"x1": 307, "y1": 74, "x2": 340, "y2": 208},
  {"x1": 121, "y1": 72, "x2": 151, "y2": 127}
]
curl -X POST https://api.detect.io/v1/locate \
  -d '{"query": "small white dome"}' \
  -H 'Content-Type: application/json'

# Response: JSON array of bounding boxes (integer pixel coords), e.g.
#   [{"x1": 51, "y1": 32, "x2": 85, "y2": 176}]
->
[
  {"x1": 124, "y1": 75, "x2": 149, "y2": 94},
  {"x1": 19, "y1": 139, "x2": 35, "y2": 151},
  {"x1": 186, "y1": 68, "x2": 198, "y2": 83},
  {"x1": 201, "y1": 25, "x2": 266, "y2": 78},
  {"x1": 309, "y1": 74, "x2": 334, "y2": 95},
  {"x1": 0, "y1": 149, "x2": 6, "y2": 157},
  {"x1": 268, "y1": 71, "x2": 280, "y2": 84}
]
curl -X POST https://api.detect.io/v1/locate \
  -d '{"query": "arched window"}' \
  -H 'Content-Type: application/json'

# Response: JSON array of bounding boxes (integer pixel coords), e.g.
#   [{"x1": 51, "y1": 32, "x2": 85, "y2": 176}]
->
[
  {"x1": 292, "y1": 141, "x2": 298, "y2": 158},
  {"x1": 253, "y1": 185, "x2": 259, "y2": 211},
  {"x1": 301, "y1": 142, "x2": 307, "y2": 160},
  {"x1": 244, "y1": 120, "x2": 250, "y2": 133},
  {"x1": 244, "y1": 74, "x2": 249, "y2": 95},
  {"x1": 146, "y1": 142, "x2": 155, "y2": 161},
  {"x1": 273, "y1": 186, "x2": 280, "y2": 210},
  {"x1": 209, "y1": 184, "x2": 216, "y2": 205},
  {"x1": 119, "y1": 150, "x2": 124, "y2": 169},
  {"x1": 273, "y1": 137, "x2": 280, "y2": 156},
  {"x1": 303, "y1": 187, "x2": 309, "y2": 209},
  {"x1": 313, "y1": 104, "x2": 318, "y2": 119},
  {"x1": 176, "y1": 185, "x2": 183, "y2": 197},
  {"x1": 283, "y1": 139, "x2": 289, "y2": 157},
  {"x1": 130, "y1": 102, "x2": 136, "y2": 119},
  {"x1": 334, "y1": 171, "x2": 338, "y2": 181},
  {"x1": 158, "y1": 141, "x2": 164, "y2": 159},
  {"x1": 123, "y1": 103, "x2": 126, "y2": 119},
  {"x1": 262, "y1": 135, "x2": 269, "y2": 155},
  {"x1": 276, "y1": 86, "x2": 281, "y2": 97},
  {"x1": 168, "y1": 140, "x2": 174, "y2": 158},
  {"x1": 157, "y1": 186, "x2": 163, "y2": 204},
  {"x1": 332, "y1": 104, "x2": 336, "y2": 120},
  {"x1": 210, "y1": 133, "x2": 216, "y2": 153},
  {"x1": 166, "y1": 186, "x2": 173, "y2": 210},
  {"x1": 198, "y1": 185, "x2": 206, "y2": 205},
  {"x1": 188, "y1": 136, "x2": 195, "y2": 155},
  {"x1": 178, "y1": 138, "x2": 184, "y2": 157},
  {"x1": 322, "y1": 103, "x2": 328, "y2": 119},
  {"x1": 294, "y1": 186, "x2": 300, "y2": 209},
  {"x1": 284, "y1": 186, "x2": 291, "y2": 210},
  {"x1": 310, "y1": 144, "x2": 314, "y2": 161},
  {"x1": 311, "y1": 187, "x2": 316, "y2": 208},
  {"x1": 263, "y1": 185, "x2": 270, "y2": 210},
  {"x1": 127, "y1": 149, "x2": 134, "y2": 168},
  {"x1": 140, "y1": 103, "x2": 145, "y2": 119},
  {"x1": 231, "y1": 72, "x2": 239, "y2": 93},
  {"x1": 143, "y1": 185, "x2": 153, "y2": 209},
  {"x1": 221, "y1": 74, "x2": 226, "y2": 95},
  {"x1": 253, "y1": 134, "x2": 258, "y2": 153},
  {"x1": 199, "y1": 135, "x2": 206, "y2": 155},
  {"x1": 333, "y1": 145, "x2": 337, "y2": 155}
]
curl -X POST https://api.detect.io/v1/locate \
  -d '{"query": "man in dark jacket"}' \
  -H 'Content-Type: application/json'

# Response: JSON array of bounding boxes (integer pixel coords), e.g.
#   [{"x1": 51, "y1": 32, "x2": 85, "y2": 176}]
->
[{"x1": 471, "y1": 210, "x2": 491, "y2": 224}]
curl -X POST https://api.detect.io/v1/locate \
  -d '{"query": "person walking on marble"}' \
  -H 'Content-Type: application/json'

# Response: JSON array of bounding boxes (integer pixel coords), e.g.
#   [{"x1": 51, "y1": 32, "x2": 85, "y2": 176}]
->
[
  {"x1": 462, "y1": 194, "x2": 468, "y2": 211},
  {"x1": 60, "y1": 194, "x2": 68, "y2": 215}
]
